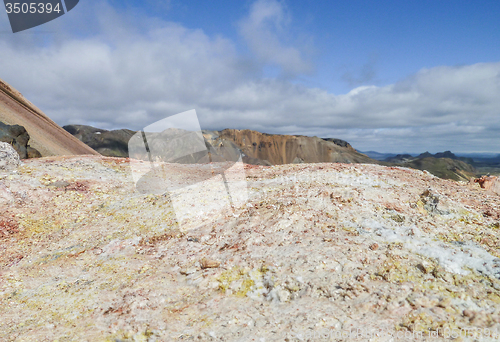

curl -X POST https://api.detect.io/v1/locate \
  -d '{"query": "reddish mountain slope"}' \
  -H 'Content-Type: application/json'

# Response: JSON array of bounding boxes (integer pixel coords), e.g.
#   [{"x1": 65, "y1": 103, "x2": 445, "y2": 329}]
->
[{"x1": 0, "y1": 77, "x2": 98, "y2": 157}]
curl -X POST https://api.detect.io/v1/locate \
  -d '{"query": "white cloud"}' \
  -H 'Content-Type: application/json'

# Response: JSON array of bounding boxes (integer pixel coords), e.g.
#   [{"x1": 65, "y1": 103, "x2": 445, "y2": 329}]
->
[
  {"x1": 0, "y1": 1, "x2": 499, "y2": 153},
  {"x1": 237, "y1": 0, "x2": 313, "y2": 75}
]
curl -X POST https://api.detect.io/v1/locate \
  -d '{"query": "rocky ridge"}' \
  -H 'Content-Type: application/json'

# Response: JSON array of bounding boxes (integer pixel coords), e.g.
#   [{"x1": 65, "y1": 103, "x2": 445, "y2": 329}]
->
[
  {"x1": 0, "y1": 77, "x2": 98, "y2": 157},
  {"x1": 64, "y1": 124, "x2": 377, "y2": 167},
  {"x1": 64, "y1": 124, "x2": 483, "y2": 182},
  {"x1": 63, "y1": 125, "x2": 135, "y2": 158},
  {"x1": 385, "y1": 151, "x2": 476, "y2": 182},
  {"x1": 0, "y1": 121, "x2": 41, "y2": 159},
  {"x1": 403, "y1": 158, "x2": 476, "y2": 182},
  {"x1": 1, "y1": 156, "x2": 500, "y2": 341}
]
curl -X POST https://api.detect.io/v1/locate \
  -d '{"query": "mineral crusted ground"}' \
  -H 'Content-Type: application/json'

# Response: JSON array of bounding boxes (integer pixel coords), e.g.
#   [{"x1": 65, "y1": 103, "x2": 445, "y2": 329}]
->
[{"x1": 1, "y1": 156, "x2": 500, "y2": 341}]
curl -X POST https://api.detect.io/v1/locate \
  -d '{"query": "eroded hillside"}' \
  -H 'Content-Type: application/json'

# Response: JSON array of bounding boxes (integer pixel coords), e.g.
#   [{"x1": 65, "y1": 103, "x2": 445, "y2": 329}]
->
[
  {"x1": 211, "y1": 128, "x2": 375, "y2": 165},
  {"x1": 0, "y1": 78, "x2": 97, "y2": 157}
]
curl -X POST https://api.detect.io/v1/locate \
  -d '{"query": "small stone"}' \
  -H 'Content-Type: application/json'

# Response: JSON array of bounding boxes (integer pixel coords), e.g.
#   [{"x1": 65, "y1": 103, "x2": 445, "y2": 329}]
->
[
  {"x1": 200, "y1": 258, "x2": 220, "y2": 269},
  {"x1": 180, "y1": 267, "x2": 198, "y2": 275},
  {"x1": 48, "y1": 181, "x2": 71, "y2": 188},
  {"x1": 391, "y1": 214, "x2": 405, "y2": 223},
  {"x1": 275, "y1": 288, "x2": 291, "y2": 302},
  {"x1": 437, "y1": 297, "x2": 452, "y2": 309},
  {"x1": 416, "y1": 261, "x2": 433, "y2": 274},
  {"x1": 463, "y1": 309, "x2": 476, "y2": 318},
  {"x1": 419, "y1": 189, "x2": 441, "y2": 214},
  {"x1": 369, "y1": 243, "x2": 379, "y2": 251}
]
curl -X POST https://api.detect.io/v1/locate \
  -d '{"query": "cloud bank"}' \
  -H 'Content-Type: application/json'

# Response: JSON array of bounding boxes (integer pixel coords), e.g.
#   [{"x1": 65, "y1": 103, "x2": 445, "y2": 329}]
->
[
  {"x1": 237, "y1": 0, "x2": 313, "y2": 75},
  {"x1": 0, "y1": 0, "x2": 498, "y2": 153}
]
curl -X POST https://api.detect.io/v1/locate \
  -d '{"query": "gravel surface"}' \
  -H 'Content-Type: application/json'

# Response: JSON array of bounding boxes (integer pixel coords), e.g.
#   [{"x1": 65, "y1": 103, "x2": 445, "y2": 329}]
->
[{"x1": 1, "y1": 156, "x2": 500, "y2": 341}]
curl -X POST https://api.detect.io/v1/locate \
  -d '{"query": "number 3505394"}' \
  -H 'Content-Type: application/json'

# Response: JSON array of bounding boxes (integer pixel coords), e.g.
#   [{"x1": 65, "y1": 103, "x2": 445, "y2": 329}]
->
[{"x1": 5, "y1": 2, "x2": 62, "y2": 14}]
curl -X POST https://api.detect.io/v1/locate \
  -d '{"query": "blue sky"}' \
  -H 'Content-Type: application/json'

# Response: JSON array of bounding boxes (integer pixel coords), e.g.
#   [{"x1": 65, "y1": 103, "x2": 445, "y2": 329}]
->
[
  {"x1": 111, "y1": 0, "x2": 500, "y2": 92},
  {"x1": 0, "y1": 0, "x2": 500, "y2": 153}
]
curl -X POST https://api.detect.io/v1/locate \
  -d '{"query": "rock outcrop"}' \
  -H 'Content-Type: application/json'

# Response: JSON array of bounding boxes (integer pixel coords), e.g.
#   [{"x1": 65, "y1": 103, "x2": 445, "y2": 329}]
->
[
  {"x1": 0, "y1": 77, "x2": 98, "y2": 157},
  {"x1": 322, "y1": 137, "x2": 352, "y2": 148},
  {"x1": 63, "y1": 125, "x2": 135, "y2": 158},
  {"x1": 1, "y1": 156, "x2": 500, "y2": 340},
  {"x1": 473, "y1": 175, "x2": 500, "y2": 195},
  {"x1": 0, "y1": 141, "x2": 20, "y2": 170},
  {"x1": 0, "y1": 122, "x2": 41, "y2": 159}
]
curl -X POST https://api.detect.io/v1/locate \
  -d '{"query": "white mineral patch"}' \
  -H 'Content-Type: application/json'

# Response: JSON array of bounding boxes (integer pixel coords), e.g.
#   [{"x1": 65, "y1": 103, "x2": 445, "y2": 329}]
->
[
  {"x1": 360, "y1": 218, "x2": 500, "y2": 277},
  {"x1": 0, "y1": 142, "x2": 21, "y2": 171}
]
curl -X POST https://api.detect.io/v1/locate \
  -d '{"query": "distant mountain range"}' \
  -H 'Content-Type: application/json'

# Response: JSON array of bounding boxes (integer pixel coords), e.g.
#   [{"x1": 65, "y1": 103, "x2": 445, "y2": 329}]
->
[
  {"x1": 0, "y1": 76, "x2": 496, "y2": 181},
  {"x1": 363, "y1": 150, "x2": 500, "y2": 166},
  {"x1": 381, "y1": 151, "x2": 482, "y2": 181},
  {"x1": 62, "y1": 124, "x2": 489, "y2": 182},
  {"x1": 360, "y1": 151, "x2": 411, "y2": 161},
  {"x1": 62, "y1": 124, "x2": 376, "y2": 165},
  {"x1": 386, "y1": 151, "x2": 474, "y2": 164}
]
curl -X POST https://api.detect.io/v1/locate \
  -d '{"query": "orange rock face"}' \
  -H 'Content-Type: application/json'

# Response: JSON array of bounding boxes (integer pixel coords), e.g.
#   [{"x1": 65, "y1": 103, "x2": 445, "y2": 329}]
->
[
  {"x1": 217, "y1": 128, "x2": 376, "y2": 165},
  {"x1": 474, "y1": 175, "x2": 499, "y2": 193}
]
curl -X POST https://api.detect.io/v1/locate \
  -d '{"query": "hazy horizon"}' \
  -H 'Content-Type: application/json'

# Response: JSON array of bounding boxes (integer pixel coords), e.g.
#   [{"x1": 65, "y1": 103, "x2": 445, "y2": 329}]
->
[{"x1": 63, "y1": 122, "x2": 500, "y2": 156}]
